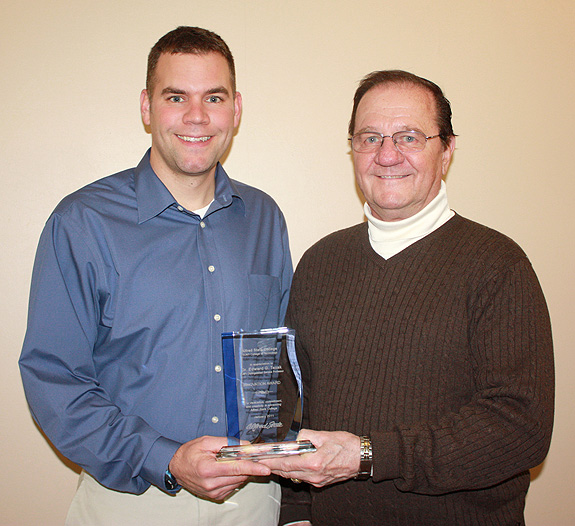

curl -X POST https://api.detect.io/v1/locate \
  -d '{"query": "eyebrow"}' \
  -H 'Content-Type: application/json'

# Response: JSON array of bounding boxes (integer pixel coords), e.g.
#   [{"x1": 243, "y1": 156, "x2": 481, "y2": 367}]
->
[
  {"x1": 160, "y1": 86, "x2": 231, "y2": 97},
  {"x1": 356, "y1": 126, "x2": 426, "y2": 134}
]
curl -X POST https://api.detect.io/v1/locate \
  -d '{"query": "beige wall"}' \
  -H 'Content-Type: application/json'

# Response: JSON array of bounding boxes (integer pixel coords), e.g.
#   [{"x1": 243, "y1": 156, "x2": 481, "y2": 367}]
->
[{"x1": 2, "y1": 1, "x2": 573, "y2": 524}]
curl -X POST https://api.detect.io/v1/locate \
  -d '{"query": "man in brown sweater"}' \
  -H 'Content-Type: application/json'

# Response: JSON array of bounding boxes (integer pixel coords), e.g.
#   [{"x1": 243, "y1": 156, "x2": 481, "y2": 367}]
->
[{"x1": 262, "y1": 71, "x2": 554, "y2": 525}]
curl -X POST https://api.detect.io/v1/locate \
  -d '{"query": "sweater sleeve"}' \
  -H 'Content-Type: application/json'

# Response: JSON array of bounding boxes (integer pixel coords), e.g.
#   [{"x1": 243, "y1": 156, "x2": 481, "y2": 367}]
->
[{"x1": 372, "y1": 257, "x2": 554, "y2": 494}]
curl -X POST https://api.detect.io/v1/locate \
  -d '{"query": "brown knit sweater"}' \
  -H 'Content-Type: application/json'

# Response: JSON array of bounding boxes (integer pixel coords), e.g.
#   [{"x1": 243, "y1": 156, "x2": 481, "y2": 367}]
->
[{"x1": 280, "y1": 214, "x2": 554, "y2": 526}]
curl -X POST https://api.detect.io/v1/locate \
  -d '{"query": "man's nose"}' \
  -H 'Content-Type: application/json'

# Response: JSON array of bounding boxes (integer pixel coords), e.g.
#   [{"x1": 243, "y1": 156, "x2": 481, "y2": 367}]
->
[
  {"x1": 183, "y1": 101, "x2": 209, "y2": 124},
  {"x1": 374, "y1": 136, "x2": 404, "y2": 165}
]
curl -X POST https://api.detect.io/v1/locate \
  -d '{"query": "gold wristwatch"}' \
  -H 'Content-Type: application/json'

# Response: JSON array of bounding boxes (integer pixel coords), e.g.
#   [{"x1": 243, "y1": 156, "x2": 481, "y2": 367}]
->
[{"x1": 355, "y1": 435, "x2": 373, "y2": 480}]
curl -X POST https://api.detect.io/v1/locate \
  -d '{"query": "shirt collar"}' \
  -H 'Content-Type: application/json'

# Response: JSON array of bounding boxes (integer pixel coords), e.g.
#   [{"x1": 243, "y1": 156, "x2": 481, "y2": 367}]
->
[
  {"x1": 135, "y1": 149, "x2": 245, "y2": 223},
  {"x1": 211, "y1": 163, "x2": 245, "y2": 217}
]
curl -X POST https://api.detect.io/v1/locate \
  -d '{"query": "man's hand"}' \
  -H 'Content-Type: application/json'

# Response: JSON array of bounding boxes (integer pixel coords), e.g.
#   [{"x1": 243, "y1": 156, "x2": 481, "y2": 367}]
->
[
  {"x1": 168, "y1": 436, "x2": 272, "y2": 501},
  {"x1": 260, "y1": 429, "x2": 360, "y2": 487}
]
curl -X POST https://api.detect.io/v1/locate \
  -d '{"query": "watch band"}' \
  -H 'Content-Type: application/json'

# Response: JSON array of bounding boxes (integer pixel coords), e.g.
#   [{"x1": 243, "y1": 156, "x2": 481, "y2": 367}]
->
[
  {"x1": 355, "y1": 435, "x2": 373, "y2": 480},
  {"x1": 164, "y1": 468, "x2": 179, "y2": 491}
]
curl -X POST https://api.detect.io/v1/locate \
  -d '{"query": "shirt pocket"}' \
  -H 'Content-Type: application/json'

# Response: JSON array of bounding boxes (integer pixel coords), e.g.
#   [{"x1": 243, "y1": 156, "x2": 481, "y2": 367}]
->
[{"x1": 247, "y1": 274, "x2": 282, "y2": 330}]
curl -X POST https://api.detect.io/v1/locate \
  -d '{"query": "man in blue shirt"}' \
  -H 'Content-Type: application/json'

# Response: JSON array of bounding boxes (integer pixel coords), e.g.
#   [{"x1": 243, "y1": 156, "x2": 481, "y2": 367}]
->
[{"x1": 19, "y1": 26, "x2": 292, "y2": 525}]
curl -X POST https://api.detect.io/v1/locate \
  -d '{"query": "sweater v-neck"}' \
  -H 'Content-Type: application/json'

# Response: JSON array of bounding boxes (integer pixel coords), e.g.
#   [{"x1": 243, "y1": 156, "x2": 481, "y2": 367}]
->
[{"x1": 358, "y1": 213, "x2": 462, "y2": 268}]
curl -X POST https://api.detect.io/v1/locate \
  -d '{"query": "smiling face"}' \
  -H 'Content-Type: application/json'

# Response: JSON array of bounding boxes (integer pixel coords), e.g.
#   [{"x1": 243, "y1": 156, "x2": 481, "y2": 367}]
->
[
  {"x1": 140, "y1": 51, "x2": 242, "y2": 190},
  {"x1": 352, "y1": 83, "x2": 455, "y2": 222}
]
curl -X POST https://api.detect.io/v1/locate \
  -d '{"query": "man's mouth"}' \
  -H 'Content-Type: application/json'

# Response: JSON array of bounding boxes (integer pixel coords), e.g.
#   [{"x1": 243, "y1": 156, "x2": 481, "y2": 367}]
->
[
  {"x1": 177, "y1": 135, "x2": 211, "y2": 143},
  {"x1": 375, "y1": 174, "x2": 409, "y2": 179}
]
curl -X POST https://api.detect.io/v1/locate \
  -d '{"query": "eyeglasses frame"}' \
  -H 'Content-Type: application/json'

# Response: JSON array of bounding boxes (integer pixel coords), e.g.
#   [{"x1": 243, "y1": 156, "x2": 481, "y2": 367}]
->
[{"x1": 348, "y1": 130, "x2": 442, "y2": 153}]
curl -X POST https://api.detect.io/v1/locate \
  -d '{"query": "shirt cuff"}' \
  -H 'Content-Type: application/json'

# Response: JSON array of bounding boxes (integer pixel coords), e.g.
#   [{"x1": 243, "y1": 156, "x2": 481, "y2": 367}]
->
[{"x1": 139, "y1": 435, "x2": 182, "y2": 492}]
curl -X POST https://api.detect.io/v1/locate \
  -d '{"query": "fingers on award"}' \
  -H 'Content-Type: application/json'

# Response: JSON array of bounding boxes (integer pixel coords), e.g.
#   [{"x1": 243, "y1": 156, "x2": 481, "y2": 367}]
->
[{"x1": 216, "y1": 327, "x2": 315, "y2": 461}]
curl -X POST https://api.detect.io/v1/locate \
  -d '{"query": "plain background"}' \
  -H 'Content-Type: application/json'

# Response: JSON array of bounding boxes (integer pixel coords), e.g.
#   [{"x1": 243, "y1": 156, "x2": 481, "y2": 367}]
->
[{"x1": 2, "y1": 1, "x2": 574, "y2": 524}]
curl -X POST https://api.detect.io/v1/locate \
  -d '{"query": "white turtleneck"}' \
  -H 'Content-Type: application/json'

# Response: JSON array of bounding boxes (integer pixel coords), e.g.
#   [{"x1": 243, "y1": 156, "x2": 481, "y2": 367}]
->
[{"x1": 365, "y1": 181, "x2": 454, "y2": 259}]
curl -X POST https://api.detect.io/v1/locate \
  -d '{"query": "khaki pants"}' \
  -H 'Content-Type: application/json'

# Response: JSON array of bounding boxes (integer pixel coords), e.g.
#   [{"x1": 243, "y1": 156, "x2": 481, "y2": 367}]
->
[{"x1": 66, "y1": 471, "x2": 280, "y2": 526}]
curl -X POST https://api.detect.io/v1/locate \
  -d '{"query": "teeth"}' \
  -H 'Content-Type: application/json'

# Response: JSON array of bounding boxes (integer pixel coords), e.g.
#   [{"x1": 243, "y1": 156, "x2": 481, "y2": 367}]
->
[{"x1": 177, "y1": 135, "x2": 210, "y2": 142}]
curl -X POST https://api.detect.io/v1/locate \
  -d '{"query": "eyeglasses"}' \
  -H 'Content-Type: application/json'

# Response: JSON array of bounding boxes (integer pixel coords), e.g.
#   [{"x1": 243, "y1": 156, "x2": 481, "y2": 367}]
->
[{"x1": 349, "y1": 131, "x2": 441, "y2": 153}]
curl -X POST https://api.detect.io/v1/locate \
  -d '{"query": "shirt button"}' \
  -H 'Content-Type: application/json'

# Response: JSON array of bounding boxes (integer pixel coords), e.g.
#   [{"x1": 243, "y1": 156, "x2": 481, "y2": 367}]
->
[
  {"x1": 208, "y1": 265, "x2": 215, "y2": 273},
  {"x1": 214, "y1": 314, "x2": 221, "y2": 322},
  {"x1": 212, "y1": 416, "x2": 219, "y2": 424},
  {"x1": 200, "y1": 221, "x2": 206, "y2": 228},
  {"x1": 177, "y1": 206, "x2": 184, "y2": 212},
  {"x1": 214, "y1": 365, "x2": 222, "y2": 373}
]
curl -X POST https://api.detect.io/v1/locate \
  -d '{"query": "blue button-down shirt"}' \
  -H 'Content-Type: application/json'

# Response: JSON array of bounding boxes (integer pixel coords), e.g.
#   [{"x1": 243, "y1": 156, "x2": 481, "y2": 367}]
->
[{"x1": 19, "y1": 151, "x2": 292, "y2": 494}]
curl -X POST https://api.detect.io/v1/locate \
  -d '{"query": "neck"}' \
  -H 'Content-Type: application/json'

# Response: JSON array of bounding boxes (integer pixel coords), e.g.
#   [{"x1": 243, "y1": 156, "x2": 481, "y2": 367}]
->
[
  {"x1": 151, "y1": 161, "x2": 216, "y2": 211},
  {"x1": 164, "y1": 174, "x2": 215, "y2": 211}
]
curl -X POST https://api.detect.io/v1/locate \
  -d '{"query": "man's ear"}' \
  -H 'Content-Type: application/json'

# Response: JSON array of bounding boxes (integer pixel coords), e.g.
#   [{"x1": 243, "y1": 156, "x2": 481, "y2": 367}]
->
[
  {"x1": 140, "y1": 89, "x2": 151, "y2": 127},
  {"x1": 233, "y1": 91, "x2": 243, "y2": 128},
  {"x1": 442, "y1": 136, "x2": 456, "y2": 175}
]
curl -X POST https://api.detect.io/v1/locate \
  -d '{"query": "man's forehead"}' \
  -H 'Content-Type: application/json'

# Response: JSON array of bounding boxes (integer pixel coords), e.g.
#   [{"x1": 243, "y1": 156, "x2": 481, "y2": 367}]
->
[
  {"x1": 152, "y1": 52, "x2": 234, "y2": 93},
  {"x1": 363, "y1": 84, "x2": 434, "y2": 109},
  {"x1": 357, "y1": 84, "x2": 437, "y2": 125},
  {"x1": 156, "y1": 51, "x2": 229, "y2": 75}
]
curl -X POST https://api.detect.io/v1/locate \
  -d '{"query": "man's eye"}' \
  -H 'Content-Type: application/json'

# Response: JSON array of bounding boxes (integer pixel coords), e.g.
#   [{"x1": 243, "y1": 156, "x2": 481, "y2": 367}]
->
[
  {"x1": 169, "y1": 96, "x2": 184, "y2": 103},
  {"x1": 397, "y1": 133, "x2": 419, "y2": 144},
  {"x1": 207, "y1": 95, "x2": 223, "y2": 103},
  {"x1": 365, "y1": 135, "x2": 381, "y2": 144}
]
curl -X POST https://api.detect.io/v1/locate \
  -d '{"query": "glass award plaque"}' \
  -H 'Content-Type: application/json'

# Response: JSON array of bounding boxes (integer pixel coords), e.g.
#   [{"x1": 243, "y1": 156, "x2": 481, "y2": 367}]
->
[{"x1": 217, "y1": 327, "x2": 315, "y2": 460}]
